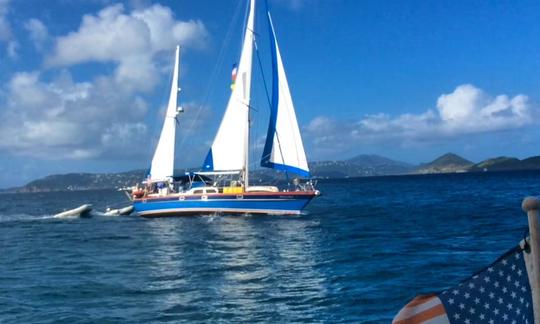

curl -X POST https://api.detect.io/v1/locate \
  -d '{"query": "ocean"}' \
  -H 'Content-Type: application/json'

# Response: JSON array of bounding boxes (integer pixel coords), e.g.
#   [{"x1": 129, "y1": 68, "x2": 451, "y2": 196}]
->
[{"x1": 1, "y1": 171, "x2": 538, "y2": 323}]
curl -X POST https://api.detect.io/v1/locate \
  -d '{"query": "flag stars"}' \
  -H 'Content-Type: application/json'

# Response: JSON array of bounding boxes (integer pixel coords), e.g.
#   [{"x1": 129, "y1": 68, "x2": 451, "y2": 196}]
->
[{"x1": 410, "y1": 249, "x2": 532, "y2": 324}]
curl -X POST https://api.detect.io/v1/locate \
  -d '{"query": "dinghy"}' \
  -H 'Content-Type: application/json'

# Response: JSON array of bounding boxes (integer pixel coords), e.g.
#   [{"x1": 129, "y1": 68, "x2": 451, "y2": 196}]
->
[
  {"x1": 103, "y1": 205, "x2": 134, "y2": 216},
  {"x1": 54, "y1": 204, "x2": 92, "y2": 218}
]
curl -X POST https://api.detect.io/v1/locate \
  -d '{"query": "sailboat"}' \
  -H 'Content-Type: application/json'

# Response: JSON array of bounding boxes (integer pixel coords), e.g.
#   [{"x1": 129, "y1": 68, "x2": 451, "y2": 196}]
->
[{"x1": 131, "y1": 0, "x2": 319, "y2": 216}]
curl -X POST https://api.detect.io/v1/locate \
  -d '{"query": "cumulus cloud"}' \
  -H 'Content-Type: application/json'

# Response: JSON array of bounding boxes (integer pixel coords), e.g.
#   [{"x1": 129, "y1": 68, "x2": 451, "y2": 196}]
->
[
  {"x1": 436, "y1": 84, "x2": 529, "y2": 133},
  {"x1": 47, "y1": 3, "x2": 208, "y2": 91},
  {"x1": 305, "y1": 84, "x2": 537, "y2": 156},
  {"x1": 0, "y1": 3, "x2": 211, "y2": 162},
  {"x1": 0, "y1": 70, "x2": 149, "y2": 159}
]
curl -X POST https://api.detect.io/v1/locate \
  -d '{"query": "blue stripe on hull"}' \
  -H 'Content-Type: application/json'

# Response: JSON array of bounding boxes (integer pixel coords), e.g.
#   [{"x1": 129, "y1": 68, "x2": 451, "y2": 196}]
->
[{"x1": 133, "y1": 195, "x2": 314, "y2": 216}]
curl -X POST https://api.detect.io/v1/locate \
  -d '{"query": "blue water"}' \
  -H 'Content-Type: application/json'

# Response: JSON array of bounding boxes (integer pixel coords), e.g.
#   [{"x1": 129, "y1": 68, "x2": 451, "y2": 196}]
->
[{"x1": 1, "y1": 171, "x2": 538, "y2": 323}]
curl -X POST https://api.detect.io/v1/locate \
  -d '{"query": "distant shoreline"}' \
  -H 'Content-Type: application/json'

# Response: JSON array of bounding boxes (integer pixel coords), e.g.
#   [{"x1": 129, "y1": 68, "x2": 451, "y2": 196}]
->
[{"x1": 3, "y1": 168, "x2": 540, "y2": 194}]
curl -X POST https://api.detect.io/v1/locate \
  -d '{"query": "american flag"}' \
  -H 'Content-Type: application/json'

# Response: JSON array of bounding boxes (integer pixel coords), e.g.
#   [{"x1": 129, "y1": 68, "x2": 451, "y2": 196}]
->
[{"x1": 393, "y1": 241, "x2": 534, "y2": 324}]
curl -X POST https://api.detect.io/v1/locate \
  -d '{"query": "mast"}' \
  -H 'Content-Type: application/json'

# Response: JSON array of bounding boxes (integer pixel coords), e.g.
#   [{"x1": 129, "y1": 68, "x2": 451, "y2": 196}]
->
[
  {"x1": 245, "y1": 87, "x2": 250, "y2": 188},
  {"x1": 244, "y1": 0, "x2": 257, "y2": 188}
]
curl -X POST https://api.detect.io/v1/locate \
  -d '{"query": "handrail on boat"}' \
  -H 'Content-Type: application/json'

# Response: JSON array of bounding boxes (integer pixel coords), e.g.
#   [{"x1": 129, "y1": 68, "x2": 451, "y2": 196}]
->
[{"x1": 522, "y1": 196, "x2": 540, "y2": 324}]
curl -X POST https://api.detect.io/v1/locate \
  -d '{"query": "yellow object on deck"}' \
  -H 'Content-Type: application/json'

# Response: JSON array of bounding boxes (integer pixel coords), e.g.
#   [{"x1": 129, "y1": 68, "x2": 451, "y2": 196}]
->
[{"x1": 223, "y1": 186, "x2": 244, "y2": 194}]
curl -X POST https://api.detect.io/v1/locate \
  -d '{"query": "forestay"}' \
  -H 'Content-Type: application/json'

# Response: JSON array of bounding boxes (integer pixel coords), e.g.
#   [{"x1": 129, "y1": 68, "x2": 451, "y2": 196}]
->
[{"x1": 260, "y1": 13, "x2": 310, "y2": 177}]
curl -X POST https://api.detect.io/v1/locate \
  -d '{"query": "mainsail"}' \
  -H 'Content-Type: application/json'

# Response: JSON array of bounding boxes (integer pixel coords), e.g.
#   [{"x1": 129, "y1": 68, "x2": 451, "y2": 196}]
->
[
  {"x1": 149, "y1": 46, "x2": 181, "y2": 181},
  {"x1": 203, "y1": 0, "x2": 256, "y2": 173},
  {"x1": 260, "y1": 13, "x2": 310, "y2": 177}
]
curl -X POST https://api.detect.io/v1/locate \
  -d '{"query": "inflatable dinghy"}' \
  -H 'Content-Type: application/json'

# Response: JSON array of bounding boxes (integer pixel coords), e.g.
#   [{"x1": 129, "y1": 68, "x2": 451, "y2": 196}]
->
[
  {"x1": 54, "y1": 204, "x2": 92, "y2": 218},
  {"x1": 103, "y1": 205, "x2": 134, "y2": 216}
]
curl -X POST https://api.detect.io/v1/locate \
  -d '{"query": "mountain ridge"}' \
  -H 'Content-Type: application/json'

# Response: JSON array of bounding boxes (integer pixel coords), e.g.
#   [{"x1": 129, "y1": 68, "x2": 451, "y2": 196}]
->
[{"x1": 3, "y1": 153, "x2": 540, "y2": 193}]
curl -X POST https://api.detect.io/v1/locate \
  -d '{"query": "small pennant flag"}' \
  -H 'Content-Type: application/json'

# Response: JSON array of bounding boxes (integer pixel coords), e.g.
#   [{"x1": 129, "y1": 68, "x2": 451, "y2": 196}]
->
[
  {"x1": 230, "y1": 63, "x2": 238, "y2": 91},
  {"x1": 393, "y1": 240, "x2": 535, "y2": 324}
]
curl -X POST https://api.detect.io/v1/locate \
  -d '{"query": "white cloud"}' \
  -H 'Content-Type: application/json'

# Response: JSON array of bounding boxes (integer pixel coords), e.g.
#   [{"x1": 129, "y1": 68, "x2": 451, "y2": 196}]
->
[
  {"x1": 0, "y1": 3, "x2": 212, "y2": 162},
  {"x1": 304, "y1": 84, "x2": 537, "y2": 156},
  {"x1": 436, "y1": 84, "x2": 529, "y2": 134},
  {"x1": 24, "y1": 18, "x2": 49, "y2": 50},
  {"x1": 47, "y1": 3, "x2": 208, "y2": 91},
  {"x1": 0, "y1": 70, "x2": 150, "y2": 159}
]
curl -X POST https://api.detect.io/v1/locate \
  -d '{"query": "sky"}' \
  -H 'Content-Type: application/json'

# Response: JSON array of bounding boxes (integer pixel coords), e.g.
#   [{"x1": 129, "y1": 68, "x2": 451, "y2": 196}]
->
[{"x1": 0, "y1": 0, "x2": 539, "y2": 187}]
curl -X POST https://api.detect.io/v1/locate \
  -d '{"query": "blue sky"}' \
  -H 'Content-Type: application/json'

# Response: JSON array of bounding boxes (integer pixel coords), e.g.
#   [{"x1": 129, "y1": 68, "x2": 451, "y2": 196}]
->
[{"x1": 0, "y1": 0, "x2": 539, "y2": 187}]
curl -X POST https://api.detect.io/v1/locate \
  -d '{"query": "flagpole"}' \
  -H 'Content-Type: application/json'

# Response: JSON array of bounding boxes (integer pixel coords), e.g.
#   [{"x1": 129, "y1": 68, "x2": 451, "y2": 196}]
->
[{"x1": 523, "y1": 196, "x2": 540, "y2": 324}]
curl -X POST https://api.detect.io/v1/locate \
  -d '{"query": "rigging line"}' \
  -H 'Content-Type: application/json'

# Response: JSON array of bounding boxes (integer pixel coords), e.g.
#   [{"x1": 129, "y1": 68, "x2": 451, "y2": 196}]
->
[
  {"x1": 254, "y1": 40, "x2": 272, "y2": 109},
  {"x1": 255, "y1": 30, "x2": 289, "y2": 183},
  {"x1": 175, "y1": 0, "x2": 245, "y2": 157}
]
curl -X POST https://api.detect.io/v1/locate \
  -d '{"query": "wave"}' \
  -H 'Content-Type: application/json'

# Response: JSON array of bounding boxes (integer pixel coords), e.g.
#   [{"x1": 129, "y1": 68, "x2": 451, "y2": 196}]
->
[{"x1": 0, "y1": 213, "x2": 58, "y2": 223}]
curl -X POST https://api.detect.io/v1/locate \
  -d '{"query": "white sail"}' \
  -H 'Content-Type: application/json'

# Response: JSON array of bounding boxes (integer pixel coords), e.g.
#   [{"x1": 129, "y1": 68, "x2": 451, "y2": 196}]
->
[
  {"x1": 149, "y1": 46, "x2": 181, "y2": 181},
  {"x1": 261, "y1": 13, "x2": 310, "y2": 177},
  {"x1": 203, "y1": 0, "x2": 255, "y2": 173}
]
